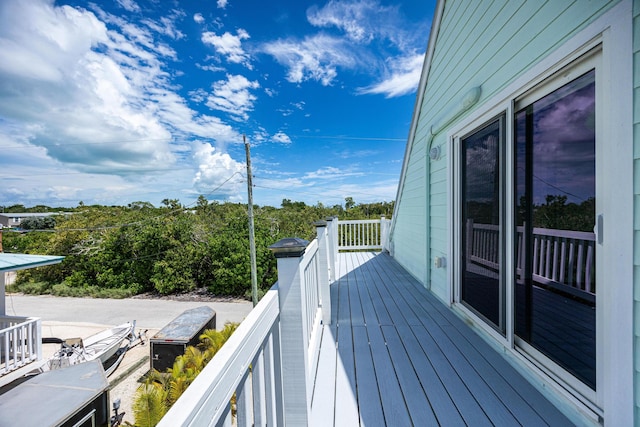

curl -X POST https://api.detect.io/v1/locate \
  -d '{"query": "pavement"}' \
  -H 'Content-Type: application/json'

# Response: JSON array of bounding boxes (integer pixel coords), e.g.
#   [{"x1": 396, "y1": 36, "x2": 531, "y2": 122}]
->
[{"x1": 4, "y1": 294, "x2": 254, "y2": 425}]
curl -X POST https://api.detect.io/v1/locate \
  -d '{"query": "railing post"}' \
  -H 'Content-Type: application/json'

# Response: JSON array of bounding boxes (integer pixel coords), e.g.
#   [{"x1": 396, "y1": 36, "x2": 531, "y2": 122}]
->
[
  {"x1": 315, "y1": 221, "x2": 332, "y2": 325},
  {"x1": 325, "y1": 217, "x2": 336, "y2": 283},
  {"x1": 330, "y1": 216, "x2": 339, "y2": 270},
  {"x1": 268, "y1": 238, "x2": 311, "y2": 425},
  {"x1": 380, "y1": 216, "x2": 390, "y2": 252}
]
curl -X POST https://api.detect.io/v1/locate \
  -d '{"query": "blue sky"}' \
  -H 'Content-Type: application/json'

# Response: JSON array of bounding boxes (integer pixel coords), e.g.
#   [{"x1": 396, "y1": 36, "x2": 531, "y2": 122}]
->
[{"x1": 0, "y1": 0, "x2": 434, "y2": 208}]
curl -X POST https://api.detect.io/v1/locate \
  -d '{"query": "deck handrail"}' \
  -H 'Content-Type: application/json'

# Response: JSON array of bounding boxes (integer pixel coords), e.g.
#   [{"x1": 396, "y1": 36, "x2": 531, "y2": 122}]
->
[
  {"x1": 338, "y1": 217, "x2": 390, "y2": 252},
  {"x1": 466, "y1": 220, "x2": 596, "y2": 301},
  {"x1": 0, "y1": 316, "x2": 42, "y2": 376},
  {"x1": 159, "y1": 288, "x2": 283, "y2": 427}
]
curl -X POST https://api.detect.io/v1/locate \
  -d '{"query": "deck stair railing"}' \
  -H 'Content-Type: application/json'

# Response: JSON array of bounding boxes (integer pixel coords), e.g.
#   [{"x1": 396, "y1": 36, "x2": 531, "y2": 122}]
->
[
  {"x1": 466, "y1": 220, "x2": 596, "y2": 302},
  {"x1": 159, "y1": 222, "x2": 334, "y2": 427},
  {"x1": 0, "y1": 316, "x2": 41, "y2": 376}
]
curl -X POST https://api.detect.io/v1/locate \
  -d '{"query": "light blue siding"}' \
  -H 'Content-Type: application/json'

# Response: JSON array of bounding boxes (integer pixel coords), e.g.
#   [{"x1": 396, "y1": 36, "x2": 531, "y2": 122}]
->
[{"x1": 392, "y1": 136, "x2": 427, "y2": 283}]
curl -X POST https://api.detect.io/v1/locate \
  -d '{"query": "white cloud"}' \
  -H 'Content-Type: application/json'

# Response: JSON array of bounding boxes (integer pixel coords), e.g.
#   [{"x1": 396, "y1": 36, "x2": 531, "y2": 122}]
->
[
  {"x1": 272, "y1": 131, "x2": 292, "y2": 144},
  {"x1": 262, "y1": 34, "x2": 357, "y2": 86},
  {"x1": 196, "y1": 62, "x2": 226, "y2": 73},
  {"x1": 304, "y1": 166, "x2": 363, "y2": 180},
  {"x1": 202, "y1": 29, "x2": 251, "y2": 68},
  {"x1": 307, "y1": 0, "x2": 389, "y2": 43},
  {"x1": 141, "y1": 10, "x2": 186, "y2": 40},
  {"x1": 193, "y1": 13, "x2": 204, "y2": 24},
  {"x1": 358, "y1": 53, "x2": 424, "y2": 98},
  {"x1": 307, "y1": 0, "x2": 418, "y2": 50},
  {"x1": 0, "y1": 0, "x2": 244, "y2": 181},
  {"x1": 206, "y1": 75, "x2": 260, "y2": 120},
  {"x1": 117, "y1": 0, "x2": 140, "y2": 13},
  {"x1": 192, "y1": 142, "x2": 244, "y2": 198},
  {"x1": 217, "y1": 0, "x2": 229, "y2": 9}
]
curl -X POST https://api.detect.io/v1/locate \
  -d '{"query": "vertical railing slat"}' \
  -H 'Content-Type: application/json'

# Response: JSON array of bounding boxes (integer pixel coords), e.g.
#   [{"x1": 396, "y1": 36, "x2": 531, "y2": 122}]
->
[{"x1": 236, "y1": 370, "x2": 252, "y2": 427}]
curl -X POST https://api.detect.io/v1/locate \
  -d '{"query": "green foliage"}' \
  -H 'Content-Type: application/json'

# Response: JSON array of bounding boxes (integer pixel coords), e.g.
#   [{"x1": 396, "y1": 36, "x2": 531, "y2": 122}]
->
[
  {"x1": 20, "y1": 216, "x2": 56, "y2": 230},
  {"x1": 132, "y1": 384, "x2": 168, "y2": 427},
  {"x1": 5, "y1": 199, "x2": 392, "y2": 298}
]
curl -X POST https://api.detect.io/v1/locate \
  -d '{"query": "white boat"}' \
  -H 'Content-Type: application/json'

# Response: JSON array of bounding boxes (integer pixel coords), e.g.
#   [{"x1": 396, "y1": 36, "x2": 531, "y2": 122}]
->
[{"x1": 45, "y1": 321, "x2": 136, "y2": 373}]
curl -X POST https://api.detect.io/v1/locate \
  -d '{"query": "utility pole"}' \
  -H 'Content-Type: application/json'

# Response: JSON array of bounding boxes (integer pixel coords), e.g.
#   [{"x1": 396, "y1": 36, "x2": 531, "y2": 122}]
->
[{"x1": 244, "y1": 135, "x2": 259, "y2": 307}]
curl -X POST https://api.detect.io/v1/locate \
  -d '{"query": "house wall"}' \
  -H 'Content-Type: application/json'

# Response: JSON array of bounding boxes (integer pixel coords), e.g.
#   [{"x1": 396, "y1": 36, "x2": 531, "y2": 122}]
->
[
  {"x1": 392, "y1": 0, "x2": 637, "y2": 422},
  {"x1": 390, "y1": 135, "x2": 427, "y2": 283},
  {"x1": 633, "y1": 0, "x2": 640, "y2": 421}
]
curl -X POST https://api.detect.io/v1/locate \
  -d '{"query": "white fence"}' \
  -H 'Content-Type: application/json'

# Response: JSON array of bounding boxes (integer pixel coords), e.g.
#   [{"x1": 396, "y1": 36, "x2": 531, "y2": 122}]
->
[
  {"x1": 338, "y1": 217, "x2": 391, "y2": 252},
  {"x1": 466, "y1": 220, "x2": 596, "y2": 302},
  {"x1": 0, "y1": 316, "x2": 41, "y2": 376}
]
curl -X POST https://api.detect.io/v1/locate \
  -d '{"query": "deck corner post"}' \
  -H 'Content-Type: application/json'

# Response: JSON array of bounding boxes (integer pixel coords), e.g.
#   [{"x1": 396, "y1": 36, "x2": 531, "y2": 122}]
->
[
  {"x1": 35, "y1": 318, "x2": 42, "y2": 362},
  {"x1": 380, "y1": 216, "x2": 390, "y2": 252},
  {"x1": 315, "y1": 221, "x2": 332, "y2": 325},
  {"x1": 268, "y1": 238, "x2": 311, "y2": 425},
  {"x1": 327, "y1": 216, "x2": 339, "y2": 276},
  {"x1": 0, "y1": 272, "x2": 5, "y2": 316}
]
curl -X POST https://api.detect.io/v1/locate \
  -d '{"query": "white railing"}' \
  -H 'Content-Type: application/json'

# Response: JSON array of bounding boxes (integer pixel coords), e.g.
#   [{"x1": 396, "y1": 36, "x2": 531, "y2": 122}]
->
[
  {"x1": 0, "y1": 316, "x2": 41, "y2": 376},
  {"x1": 160, "y1": 223, "x2": 333, "y2": 427},
  {"x1": 466, "y1": 220, "x2": 596, "y2": 302},
  {"x1": 159, "y1": 288, "x2": 284, "y2": 427},
  {"x1": 338, "y1": 217, "x2": 390, "y2": 252}
]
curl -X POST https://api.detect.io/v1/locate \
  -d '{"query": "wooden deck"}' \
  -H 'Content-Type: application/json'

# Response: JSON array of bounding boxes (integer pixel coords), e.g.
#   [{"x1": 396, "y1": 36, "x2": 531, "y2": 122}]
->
[{"x1": 310, "y1": 252, "x2": 572, "y2": 426}]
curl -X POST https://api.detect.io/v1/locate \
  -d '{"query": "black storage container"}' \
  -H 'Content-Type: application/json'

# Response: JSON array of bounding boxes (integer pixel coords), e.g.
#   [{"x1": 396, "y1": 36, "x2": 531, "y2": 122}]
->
[{"x1": 150, "y1": 306, "x2": 216, "y2": 371}]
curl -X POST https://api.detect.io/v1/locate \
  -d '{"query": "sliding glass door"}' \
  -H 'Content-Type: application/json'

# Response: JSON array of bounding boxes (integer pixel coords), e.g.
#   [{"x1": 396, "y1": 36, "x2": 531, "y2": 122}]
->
[
  {"x1": 460, "y1": 118, "x2": 505, "y2": 333},
  {"x1": 514, "y1": 70, "x2": 596, "y2": 389},
  {"x1": 456, "y1": 55, "x2": 598, "y2": 393}
]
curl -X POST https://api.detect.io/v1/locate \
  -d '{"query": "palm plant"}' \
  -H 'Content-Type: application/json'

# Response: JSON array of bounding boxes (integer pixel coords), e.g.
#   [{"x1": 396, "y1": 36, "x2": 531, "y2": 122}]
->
[
  {"x1": 132, "y1": 322, "x2": 240, "y2": 426},
  {"x1": 132, "y1": 383, "x2": 168, "y2": 427}
]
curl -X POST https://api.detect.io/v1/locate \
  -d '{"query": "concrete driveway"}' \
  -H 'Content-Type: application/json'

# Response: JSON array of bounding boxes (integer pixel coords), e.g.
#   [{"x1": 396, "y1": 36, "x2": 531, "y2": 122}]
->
[{"x1": 4, "y1": 294, "x2": 253, "y2": 331}]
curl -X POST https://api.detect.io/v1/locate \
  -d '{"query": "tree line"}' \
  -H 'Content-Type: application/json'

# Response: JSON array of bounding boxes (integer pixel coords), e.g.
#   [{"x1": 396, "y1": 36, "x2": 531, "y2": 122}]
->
[{"x1": 2, "y1": 198, "x2": 394, "y2": 298}]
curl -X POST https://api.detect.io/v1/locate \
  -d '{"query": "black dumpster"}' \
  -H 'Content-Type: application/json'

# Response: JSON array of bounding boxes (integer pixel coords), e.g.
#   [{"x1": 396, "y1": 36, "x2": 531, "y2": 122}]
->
[{"x1": 150, "y1": 306, "x2": 216, "y2": 371}]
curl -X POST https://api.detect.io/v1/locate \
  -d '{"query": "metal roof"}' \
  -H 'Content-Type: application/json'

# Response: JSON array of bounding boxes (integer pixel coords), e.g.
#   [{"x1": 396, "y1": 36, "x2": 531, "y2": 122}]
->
[
  {"x1": 0, "y1": 360, "x2": 109, "y2": 427},
  {"x1": 0, "y1": 253, "x2": 64, "y2": 272},
  {"x1": 0, "y1": 212, "x2": 61, "y2": 218}
]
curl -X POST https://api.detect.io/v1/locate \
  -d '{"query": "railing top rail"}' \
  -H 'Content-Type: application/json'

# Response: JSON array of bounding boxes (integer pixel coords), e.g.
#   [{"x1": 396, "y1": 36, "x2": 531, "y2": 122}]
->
[
  {"x1": 0, "y1": 316, "x2": 35, "y2": 322},
  {"x1": 530, "y1": 227, "x2": 595, "y2": 241},
  {"x1": 470, "y1": 223, "x2": 595, "y2": 241},
  {"x1": 338, "y1": 219, "x2": 384, "y2": 225},
  {"x1": 159, "y1": 287, "x2": 280, "y2": 427}
]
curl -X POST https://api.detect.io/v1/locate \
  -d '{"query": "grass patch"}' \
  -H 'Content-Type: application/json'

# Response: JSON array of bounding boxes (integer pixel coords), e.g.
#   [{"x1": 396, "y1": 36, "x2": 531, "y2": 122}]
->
[
  {"x1": 9, "y1": 281, "x2": 134, "y2": 299},
  {"x1": 10, "y1": 281, "x2": 53, "y2": 295}
]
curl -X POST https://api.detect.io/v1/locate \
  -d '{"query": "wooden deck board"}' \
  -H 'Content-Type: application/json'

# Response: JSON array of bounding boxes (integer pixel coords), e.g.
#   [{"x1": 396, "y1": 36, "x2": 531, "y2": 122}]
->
[
  {"x1": 366, "y1": 323, "x2": 412, "y2": 426},
  {"x1": 352, "y1": 326, "x2": 385, "y2": 426},
  {"x1": 311, "y1": 252, "x2": 573, "y2": 426},
  {"x1": 310, "y1": 328, "x2": 337, "y2": 427},
  {"x1": 382, "y1": 325, "x2": 439, "y2": 425}
]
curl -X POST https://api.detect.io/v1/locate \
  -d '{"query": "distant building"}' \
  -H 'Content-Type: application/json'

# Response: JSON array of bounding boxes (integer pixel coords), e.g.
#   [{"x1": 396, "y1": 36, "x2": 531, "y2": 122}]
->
[{"x1": 0, "y1": 212, "x2": 61, "y2": 228}]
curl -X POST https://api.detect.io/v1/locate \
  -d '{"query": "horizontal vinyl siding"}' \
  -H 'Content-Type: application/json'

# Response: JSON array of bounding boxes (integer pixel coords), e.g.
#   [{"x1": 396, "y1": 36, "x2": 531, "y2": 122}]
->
[{"x1": 392, "y1": 135, "x2": 427, "y2": 283}]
